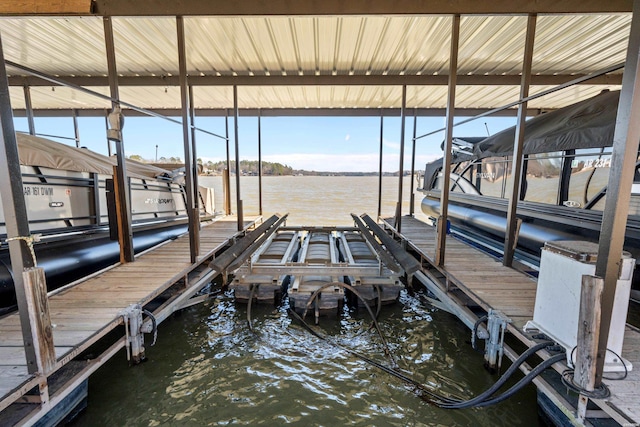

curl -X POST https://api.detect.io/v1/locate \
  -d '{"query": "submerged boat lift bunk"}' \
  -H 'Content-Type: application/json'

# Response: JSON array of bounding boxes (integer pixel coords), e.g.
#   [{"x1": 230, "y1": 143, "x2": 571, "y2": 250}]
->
[{"x1": 226, "y1": 216, "x2": 405, "y2": 319}]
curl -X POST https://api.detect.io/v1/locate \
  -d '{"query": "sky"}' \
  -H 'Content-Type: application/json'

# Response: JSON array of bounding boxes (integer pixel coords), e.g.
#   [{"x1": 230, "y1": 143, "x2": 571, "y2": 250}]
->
[{"x1": 13, "y1": 113, "x2": 518, "y2": 173}]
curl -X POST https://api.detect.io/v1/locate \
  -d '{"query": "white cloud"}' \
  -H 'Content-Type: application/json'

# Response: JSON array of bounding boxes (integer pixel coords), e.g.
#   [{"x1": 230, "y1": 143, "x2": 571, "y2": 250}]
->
[
  {"x1": 382, "y1": 139, "x2": 401, "y2": 151},
  {"x1": 345, "y1": 134, "x2": 351, "y2": 141}
]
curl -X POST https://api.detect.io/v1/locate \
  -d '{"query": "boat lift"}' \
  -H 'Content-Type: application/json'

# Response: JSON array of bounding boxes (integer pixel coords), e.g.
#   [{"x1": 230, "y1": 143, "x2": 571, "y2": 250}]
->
[{"x1": 228, "y1": 220, "x2": 405, "y2": 321}]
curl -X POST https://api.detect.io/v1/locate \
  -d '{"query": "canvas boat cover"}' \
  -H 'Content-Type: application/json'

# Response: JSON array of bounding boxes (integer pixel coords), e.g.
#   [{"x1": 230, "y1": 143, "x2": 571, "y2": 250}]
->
[
  {"x1": 16, "y1": 132, "x2": 172, "y2": 180},
  {"x1": 452, "y1": 90, "x2": 619, "y2": 162}
]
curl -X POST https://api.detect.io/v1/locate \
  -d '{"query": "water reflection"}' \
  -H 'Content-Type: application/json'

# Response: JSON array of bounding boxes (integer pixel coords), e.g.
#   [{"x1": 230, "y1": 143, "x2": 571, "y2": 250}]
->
[{"x1": 72, "y1": 289, "x2": 541, "y2": 426}]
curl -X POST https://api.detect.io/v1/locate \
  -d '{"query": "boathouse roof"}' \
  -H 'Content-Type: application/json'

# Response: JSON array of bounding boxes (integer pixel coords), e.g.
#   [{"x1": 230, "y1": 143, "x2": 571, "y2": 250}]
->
[{"x1": 0, "y1": 1, "x2": 632, "y2": 116}]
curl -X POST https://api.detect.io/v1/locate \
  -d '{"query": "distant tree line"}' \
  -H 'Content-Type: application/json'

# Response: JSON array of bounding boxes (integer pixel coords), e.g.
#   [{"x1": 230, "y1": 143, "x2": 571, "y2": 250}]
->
[
  {"x1": 205, "y1": 160, "x2": 293, "y2": 175},
  {"x1": 128, "y1": 154, "x2": 413, "y2": 176}
]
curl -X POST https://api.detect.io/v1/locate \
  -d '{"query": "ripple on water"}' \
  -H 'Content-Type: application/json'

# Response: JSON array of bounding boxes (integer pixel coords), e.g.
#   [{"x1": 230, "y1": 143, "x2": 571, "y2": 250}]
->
[{"x1": 72, "y1": 288, "x2": 542, "y2": 427}]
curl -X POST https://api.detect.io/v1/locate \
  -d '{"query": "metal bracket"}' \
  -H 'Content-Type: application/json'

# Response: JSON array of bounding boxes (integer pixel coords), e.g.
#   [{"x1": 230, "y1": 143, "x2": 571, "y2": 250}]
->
[
  {"x1": 484, "y1": 309, "x2": 512, "y2": 372},
  {"x1": 120, "y1": 304, "x2": 146, "y2": 364}
]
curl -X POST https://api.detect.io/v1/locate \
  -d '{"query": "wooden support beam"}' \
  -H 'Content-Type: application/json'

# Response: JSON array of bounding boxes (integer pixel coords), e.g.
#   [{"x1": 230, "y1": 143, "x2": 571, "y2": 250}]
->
[
  {"x1": 112, "y1": 165, "x2": 133, "y2": 263},
  {"x1": 23, "y1": 268, "x2": 56, "y2": 375},
  {"x1": 0, "y1": 0, "x2": 91, "y2": 15},
  {"x1": 576, "y1": 274, "x2": 604, "y2": 422}
]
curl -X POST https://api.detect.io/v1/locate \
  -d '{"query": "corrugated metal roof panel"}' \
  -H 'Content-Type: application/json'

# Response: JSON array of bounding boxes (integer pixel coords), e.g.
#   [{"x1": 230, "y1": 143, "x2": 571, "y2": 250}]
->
[
  {"x1": 1, "y1": 16, "x2": 106, "y2": 75},
  {"x1": 533, "y1": 14, "x2": 630, "y2": 74},
  {"x1": 112, "y1": 17, "x2": 179, "y2": 76},
  {"x1": 1, "y1": 14, "x2": 631, "y2": 112}
]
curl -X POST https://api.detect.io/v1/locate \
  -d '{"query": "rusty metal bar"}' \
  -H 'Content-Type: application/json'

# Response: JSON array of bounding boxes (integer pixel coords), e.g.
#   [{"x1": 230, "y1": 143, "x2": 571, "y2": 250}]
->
[
  {"x1": 435, "y1": 14, "x2": 460, "y2": 267},
  {"x1": 503, "y1": 14, "x2": 537, "y2": 267}
]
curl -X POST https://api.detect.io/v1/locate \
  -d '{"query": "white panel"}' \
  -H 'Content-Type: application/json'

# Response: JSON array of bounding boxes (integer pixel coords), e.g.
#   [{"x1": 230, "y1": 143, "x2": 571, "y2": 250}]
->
[
  {"x1": 112, "y1": 17, "x2": 179, "y2": 76},
  {"x1": 0, "y1": 16, "x2": 107, "y2": 75}
]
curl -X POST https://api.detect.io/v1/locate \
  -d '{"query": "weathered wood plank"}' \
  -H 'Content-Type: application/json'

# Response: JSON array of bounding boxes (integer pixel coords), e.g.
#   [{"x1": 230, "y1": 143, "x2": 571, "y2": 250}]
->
[
  {"x1": 23, "y1": 268, "x2": 56, "y2": 374},
  {"x1": 0, "y1": 0, "x2": 92, "y2": 15}
]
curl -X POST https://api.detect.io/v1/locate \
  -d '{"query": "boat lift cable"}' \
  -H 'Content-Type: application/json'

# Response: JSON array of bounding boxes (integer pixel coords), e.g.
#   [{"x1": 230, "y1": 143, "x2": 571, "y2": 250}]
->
[
  {"x1": 5, "y1": 59, "x2": 227, "y2": 141},
  {"x1": 246, "y1": 283, "x2": 257, "y2": 333},
  {"x1": 413, "y1": 62, "x2": 624, "y2": 141},
  {"x1": 289, "y1": 304, "x2": 561, "y2": 409},
  {"x1": 301, "y1": 281, "x2": 397, "y2": 368}
]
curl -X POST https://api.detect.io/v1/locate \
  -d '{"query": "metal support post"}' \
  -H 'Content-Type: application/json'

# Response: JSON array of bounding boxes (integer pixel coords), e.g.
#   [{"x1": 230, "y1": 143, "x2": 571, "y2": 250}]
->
[
  {"x1": 177, "y1": 16, "x2": 198, "y2": 263},
  {"x1": 258, "y1": 109, "x2": 263, "y2": 216},
  {"x1": 436, "y1": 14, "x2": 460, "y2": 267},
  {"x1": 233, "y1": 86, "x2": 244, "y2": 230},
  {"x1": 594, "y1": 0, "x2": 640, "y2": 387},
  {"x1": 377, "y1": 110, "x2": 384, "y2": 218},
  {"x1": 104, "y1": 112, "x2": 112, "y2": 156},
  {"x1": 409, "y1": 109, "x2": 417, "y2": 216},
  {"x1": 23, "y1": 85, "x2": 36, "y2": 135},
  {"x1": 104, "y1": 17, "x2": 134, "y2": 263},
  {"x1": 484, "y1": 309, "x2": 510, "y2": 372},
  {"x1": 225, "y1": 110, "x2": 232, "y2": 215},
  {"x1": 188, "y1": 84, "x2": 199, "y2": 213},
  {"x1": 395, "y1": 85, "x2": 407, "y2": 233},
  {"x1": 0, "y1": 34, "x2": 40, "y2": 374},
  {"x1": 72, "y1": 108, "x2": 80, "y2": 147},
  {"x1": 504, "y1": 14, "x2": 536, "y2": 267}
]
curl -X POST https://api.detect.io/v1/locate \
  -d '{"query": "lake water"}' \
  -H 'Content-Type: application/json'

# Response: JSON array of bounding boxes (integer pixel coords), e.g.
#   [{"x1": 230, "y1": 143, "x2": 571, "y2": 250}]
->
[
  {"x1": 70, "y1": 176, "x2": 542, "y2": 426},
  {"x1": 199, "y1": 175, "x2": 429, "y2": 226}
]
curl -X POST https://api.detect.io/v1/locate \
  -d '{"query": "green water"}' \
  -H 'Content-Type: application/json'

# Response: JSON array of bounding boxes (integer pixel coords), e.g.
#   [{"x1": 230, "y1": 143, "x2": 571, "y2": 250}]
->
[{"x1": 71, "y1": 290, "x2": 542, "y2": 426}]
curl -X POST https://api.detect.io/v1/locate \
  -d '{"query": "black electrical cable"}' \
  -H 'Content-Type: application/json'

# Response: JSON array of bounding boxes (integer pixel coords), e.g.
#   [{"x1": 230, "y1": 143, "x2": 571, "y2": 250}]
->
[
  {"x1": 287, "y1": 307, "x2": 460, "y2": 405},
  {"x1": 289, "y1": 305, "x2": 562, "y2": 409},
  {"x1": 561, "y1": 370, "x2": 611, "y2": 399},
  {"x1": 602, "y1": 348, "x2": 629, "y2": 381},
  {"x1": 472, "y1": 353, "x2": 566, "y2": 407},
  {"x1": 471, "y1": 315, "x2": 488, "y2": 352},
  {"x1": 301, "y1": 281, "x2": 398, "y2": 368},
  {"x1": 439, "y1": 340, "x2": 555, "y2": 409}
]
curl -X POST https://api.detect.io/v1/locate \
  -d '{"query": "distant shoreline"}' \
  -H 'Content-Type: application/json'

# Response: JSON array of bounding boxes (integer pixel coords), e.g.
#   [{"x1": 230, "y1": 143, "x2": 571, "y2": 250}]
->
[{"x1": 200, "y1": 171, "x2": 415, "y2": 177}]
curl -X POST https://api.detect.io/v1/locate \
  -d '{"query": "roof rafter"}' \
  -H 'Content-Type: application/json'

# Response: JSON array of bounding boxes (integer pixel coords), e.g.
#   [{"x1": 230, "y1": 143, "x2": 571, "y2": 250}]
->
[
  {"x1": 6, "y1": 73, "x2": 623, "y2": 87},
  {"x1": 12, "y1": 107, "x2": 545, "y2": 118},
  {"x1": 94, "y1": 0, "x2": 632, "y2": 16},
  {"x1": 1, "y1": 0, "x2": 632, "y2": 16}
]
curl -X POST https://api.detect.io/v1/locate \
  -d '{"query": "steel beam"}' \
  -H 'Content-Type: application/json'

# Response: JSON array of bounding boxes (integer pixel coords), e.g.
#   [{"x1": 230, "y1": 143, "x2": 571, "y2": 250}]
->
[
  {"x1": 177, "y1": 16, "x2": 198, "y2": 263},
  {"x1": 11, "y1": 107, "x2": 546, "y2": 118},
  {"x1": 258, "y1": 109, "x2": 263, "y2": 216},
  {"x1": 435, "y1": 14, "x2": 460, "y2": 267},
  {"x1": 233, "y1": 86, "x2": 243, "y2": 231},
  {"x1": 409, "y1": 110, "x2": 417, "y2": 216},
  {"x1": 594, "y1": 0, "x2": 640, "y2": 387},
  {"x1": 72, "y1": 108, "x2": 80, "y2": 147},
  {"x1": 22, "y1": 85, "x2": 35, "y2": 135},
  {"x1": 377, "y1": 111, "x2": 384, "y2": 218},
  {"x1": 394, "y1": 85, "x2": 407, "y2": 233},
  {"x1": 188, "y1": 84, "x2": 199, "y2": 212},
  {"x1": 0, "y1": 33, "x2": 39, "y2": 374},
  {"x1": 224, "y1": 110, "x2": 232, "y2": 215},
  {"x1": 6, "y1": 60, "x2": 227, "y2": 141},
  {"x1": 5, "y1": 73, "x2": 624, "y2": 88},
  {"x1": 89, "y1": 0, "x2": 632, "y2": 16},
  {"x1": 503, "y1": 15, "x2": 537, "y2": 267},
  {"x1": 414, "y1": 62, "x2": 625, "y2": 141},
  {"x1": 248, "y1": 265, "x2": 397, "y2": 276},
  {"x1": 103, "y1": 16, "x2": 134, "y2": 263},
  {"x1": 104, "y1": 112, "x2": 111, "y2": 156}
]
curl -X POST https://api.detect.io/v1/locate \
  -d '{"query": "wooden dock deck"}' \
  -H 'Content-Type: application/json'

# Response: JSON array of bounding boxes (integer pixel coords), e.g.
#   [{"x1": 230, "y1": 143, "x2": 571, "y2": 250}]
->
[
  {"x1": 382, "y1": 215, "x2": 640, "y2": 426},
  {"x1": 0, "y1": 215, "x2": 258, "y2": 422}
]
